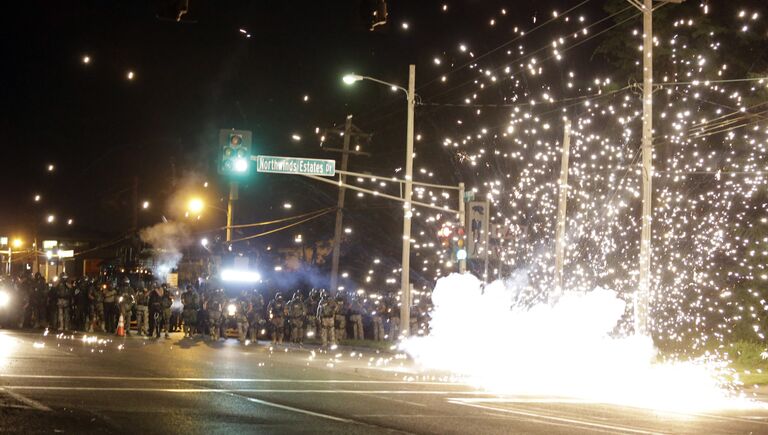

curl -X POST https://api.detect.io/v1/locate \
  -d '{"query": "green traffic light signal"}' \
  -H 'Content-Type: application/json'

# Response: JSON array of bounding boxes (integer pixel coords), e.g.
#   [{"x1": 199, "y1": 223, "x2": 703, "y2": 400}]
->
[{"x1": 218, "y1": 129, "x2": 252, "y2": 177}]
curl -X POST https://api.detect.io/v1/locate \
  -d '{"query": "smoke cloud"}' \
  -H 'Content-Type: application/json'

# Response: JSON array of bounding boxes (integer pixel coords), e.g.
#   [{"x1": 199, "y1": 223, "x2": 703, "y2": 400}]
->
[{"x1": 139, "y1": 221, "x2": 192, "y2": 282}]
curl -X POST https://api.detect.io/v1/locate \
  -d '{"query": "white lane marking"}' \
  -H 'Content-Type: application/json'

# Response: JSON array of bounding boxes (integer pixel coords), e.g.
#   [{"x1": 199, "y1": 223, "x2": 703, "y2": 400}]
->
[
  {"x1": 0, "y1": 387, "x2": 52, "y2": 411},
  {"x1": 358, "y1": 392, "x2": 429, "y2": 408},
  {"x1": 3, "y1": 386, "x2": 488, "y2": 395},
  {"x1": 452, "y1": 397, "x2": 598, "y2": 404},
  {"x1": 240, "y1": 395, "x2": 354, "y2": 423},
  {"x1": 448, "y1": 400, "x2": 665, "y2": 435},
  {"x1": 0, "y1": 374, "x2": 454, "y2": 386},
  {"x1": 452, "y1": 397, "x2": 768, "y2": 427}
]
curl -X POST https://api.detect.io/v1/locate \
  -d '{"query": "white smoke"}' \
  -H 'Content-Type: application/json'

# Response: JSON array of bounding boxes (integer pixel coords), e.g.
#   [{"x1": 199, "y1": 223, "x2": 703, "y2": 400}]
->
[
  {"x1": 401, "y1": 273, "x2": 763, "y2": 412},
  {"x1": 139, "y1": 221, "x2": 192, "y2": 282}
]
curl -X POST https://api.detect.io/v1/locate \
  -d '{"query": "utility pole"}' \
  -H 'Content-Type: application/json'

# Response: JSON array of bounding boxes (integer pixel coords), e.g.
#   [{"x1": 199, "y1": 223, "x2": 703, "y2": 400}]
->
[
  {"x1": 324, "y1": 116, "x2": 371, "y2": 294},
  {"x1": 482, "y1": 199, "x2": 491, "y2": 283},
  {"x1": 400, "y1": 64, "x2": 416, "y2": 337},
  {"x1": 625, "y1": 0, "x2": 684, "y2": 336},
  {"x1": 458, "y1": 182, "x2": 466, "y2": 273},
  {"x1": 552, "y1": 120, "x2": 572, "y2": 303},
  {"x1": 226, "y1": 182, "x2": 238, "y2": 243}
]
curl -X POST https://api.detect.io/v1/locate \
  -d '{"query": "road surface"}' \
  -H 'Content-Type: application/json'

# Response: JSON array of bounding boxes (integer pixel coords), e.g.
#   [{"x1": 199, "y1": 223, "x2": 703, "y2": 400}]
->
[{"x1": 1, "y1": 329, "x2": 767, "y2": 434}]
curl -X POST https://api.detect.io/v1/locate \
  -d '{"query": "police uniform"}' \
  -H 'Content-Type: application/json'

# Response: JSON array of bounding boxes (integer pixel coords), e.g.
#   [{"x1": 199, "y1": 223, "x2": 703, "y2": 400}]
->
[
  {"x1": 55, "y1": 276, "x2": 73, "y2": 331},
  {"x1": 287, "y1": 293, "x2": 306, "y2": 343},
  {"x1": 334, "y1": 295, "x2": 348, "y2": 341},
  {"x1": 267, "y1": 294, "x2": 287, "y2": 344},
  {"x1": 247, "y1": 293, "x2": 265, "y2": 342},
  {"x1": 317, "y1": 296, "x2": 338, "y2": 347},
  {"x1": 135, "y1": 287, "x2": 149, "y2": 335},
  {"x1": 181, "y1": 287, "x2": 199, "y2": 337},
  {"x1": 349, "y1": 298, "x2": 365, "y2": 340},
  {"x1": 118, "y1": 283, "x2": 135, "y2": 336}
]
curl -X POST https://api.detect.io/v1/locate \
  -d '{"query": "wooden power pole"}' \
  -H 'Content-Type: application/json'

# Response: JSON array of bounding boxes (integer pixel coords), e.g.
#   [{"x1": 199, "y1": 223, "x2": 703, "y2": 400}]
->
[{"x1": 324, "y1": 115, "x2": 371, "y2": 293}]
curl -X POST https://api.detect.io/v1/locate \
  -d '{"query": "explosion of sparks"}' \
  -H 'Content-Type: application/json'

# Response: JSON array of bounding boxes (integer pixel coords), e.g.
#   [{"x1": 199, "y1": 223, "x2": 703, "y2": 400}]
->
[
  {"x1": 326, "y1": 2, "x2": 768, "y2": 364},
  {"x1": 402, "y1": 273, "x2": 765, "y2": 412}
]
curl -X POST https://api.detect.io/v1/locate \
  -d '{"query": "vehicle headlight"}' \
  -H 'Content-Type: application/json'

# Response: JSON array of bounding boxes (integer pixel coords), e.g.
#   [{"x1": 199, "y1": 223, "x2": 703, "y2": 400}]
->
[
  {"x1": 227, "y1": 304, "x2": 237, "y2": 316},
  {"x1": 0, "y1": 290, "x2": 9, "y2": 308}
]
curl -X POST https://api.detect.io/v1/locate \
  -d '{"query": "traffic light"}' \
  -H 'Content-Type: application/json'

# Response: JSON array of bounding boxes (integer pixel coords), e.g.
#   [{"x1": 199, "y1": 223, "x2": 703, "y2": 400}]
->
[{"x1": 218, "y1": 129, "x2": 252, "y2": 177}]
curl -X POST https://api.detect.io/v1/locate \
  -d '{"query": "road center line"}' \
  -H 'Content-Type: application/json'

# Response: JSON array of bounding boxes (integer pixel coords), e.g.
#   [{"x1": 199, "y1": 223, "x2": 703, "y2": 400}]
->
[{"x1": 0, "y1": 387, "x2": 52, "y2": 412}]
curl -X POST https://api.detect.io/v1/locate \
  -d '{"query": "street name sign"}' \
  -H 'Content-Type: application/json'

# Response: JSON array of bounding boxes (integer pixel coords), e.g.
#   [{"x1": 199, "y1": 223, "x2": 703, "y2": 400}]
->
[{"x1": 254, "y1": 155, "x2": 336, "y2": 177}]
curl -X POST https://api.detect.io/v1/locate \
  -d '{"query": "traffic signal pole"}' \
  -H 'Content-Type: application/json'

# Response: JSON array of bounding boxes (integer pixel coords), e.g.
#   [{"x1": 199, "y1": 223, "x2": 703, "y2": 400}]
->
[{"x1": 226, "y1": 182, "x2": 238, "y2": 243}]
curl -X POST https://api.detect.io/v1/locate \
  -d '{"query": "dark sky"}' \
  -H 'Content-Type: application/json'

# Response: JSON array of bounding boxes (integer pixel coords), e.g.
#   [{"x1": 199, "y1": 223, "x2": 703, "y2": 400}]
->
[{"x1": 0, "y1": 0, "x2": 591, "y2": 253}]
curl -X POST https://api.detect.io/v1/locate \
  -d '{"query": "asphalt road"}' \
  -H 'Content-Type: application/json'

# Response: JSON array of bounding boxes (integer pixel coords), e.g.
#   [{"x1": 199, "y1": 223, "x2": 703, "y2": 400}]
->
[{"x1": 1, "y1": 329, "x2": 768, "y2": 434}]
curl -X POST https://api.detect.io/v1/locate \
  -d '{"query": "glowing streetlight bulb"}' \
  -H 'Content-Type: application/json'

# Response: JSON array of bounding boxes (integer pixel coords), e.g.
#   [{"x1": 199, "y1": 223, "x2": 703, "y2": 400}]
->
[
  {"x1": 142, "y1": 201, "x2": 150, "y2": 209},
  {"x1": 283, "y1": 203, "x2": 292, "y2": 209},
  {"x1": 67, "y1": 219, "x2": 74, "y2": 225},
  {"x1": 34, "y1": 194, "x2": 41, "y2": 202},
  {"x1": 188, "y1": 198, "x2": 204, "y2": 214},
  {"x1": 46, "y1": 215, "x2": 55, "y2": 223},
  {"x1": 201, "y1": 238, "x2": 209, "y2": 247},
  {"x1": 127, "y1": 71, "x2": 135, "y2": 80},
  {"x1": 342, "y1": 74, "x2": 363, "y2": 85},
  {"x1": 47, "y1": 164, "x2": 55, "y2": 172},
  {"x1": 82, "y1": 55, "x2": 91, "y2": 64},
  {"x1": 12, "y1": 239, "x2": 23, "y2": 249}
]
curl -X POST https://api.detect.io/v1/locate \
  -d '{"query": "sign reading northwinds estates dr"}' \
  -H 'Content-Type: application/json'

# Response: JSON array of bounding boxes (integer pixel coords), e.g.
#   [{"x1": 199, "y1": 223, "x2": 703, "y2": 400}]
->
[{"x1": 254, "y1": 155, "x2": 336, "y2": 177}]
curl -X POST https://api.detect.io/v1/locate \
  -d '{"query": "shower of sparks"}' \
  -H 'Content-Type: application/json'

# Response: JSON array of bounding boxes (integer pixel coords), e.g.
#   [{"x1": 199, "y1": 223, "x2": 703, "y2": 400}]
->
[{"x1": 304, "y1": 2, "x2": 768, "y2": 406}]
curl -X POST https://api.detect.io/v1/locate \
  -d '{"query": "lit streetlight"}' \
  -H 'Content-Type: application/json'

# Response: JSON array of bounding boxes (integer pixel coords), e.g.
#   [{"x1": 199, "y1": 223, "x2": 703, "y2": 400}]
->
[
  {"x1": 142, "y1": 201, "x2": 150, "y2": 210},
  {"x1": 188, "y1": 198, "x2": 204, "y2": 214},
  {"x1": 46, "y1": 215, "x2": 55, "y2": 224},
  {"x1": 343, "y1": 65, "x2": 417, "y2": 336},
  {"x1": 200, "y1": 238, "x2": 209, "y2": 248}
]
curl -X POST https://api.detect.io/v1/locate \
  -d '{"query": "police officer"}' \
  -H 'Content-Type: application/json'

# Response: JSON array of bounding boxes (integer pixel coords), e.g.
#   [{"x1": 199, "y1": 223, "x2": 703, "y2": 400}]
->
[
  {"x1": 161, "y1": 284, "x2": 173, "y2": 338},
  {"x1": 135, "y1": 284, "x2": 150, "y2": 336},
  {"x1": 316, "y1": 291, "x2": 337, "y2": 347},
  {"x1": 88, "y1": 281, "x2": 105, "y2": 333},
  {"x1": 55, "y1": 273, "x2": 73, "y2": 331},
  {"x1": 304, "y1": 289, "x2": 320, "y2": 339},
  {"x1": 247, "y1": 291, "x2": 265, "y2": 342},
  {"x1": 206, "y1": 290, "x2": 223, "y2": 340},
  {"x1": 267, "y1": 292, "x2": 287, "y2": 344},
  {"x1": 372, "y1": 299, "x2": 386, "y2": 341},
  {"x1": 73, "y1": 277, "x2": 90, "y2": 331},
  {"x1": 181, "y1": 285, "x2": 199, "y2": 337},
  {"x1": 33, "y1": 273, "x2": 47, "y2": 329},
  {"x1": 386, "y1": 296, "x2": 400, "y2": 341},
  {"x1": 287, "y1": 291, "x2": 306, "y2": 343},
  {"x1": 118, "y1": 277, "x2": 135, "y2": 336},
  {"x1": 334, "y1": 293, "x2": 348, "y2": 341},
  {"x1": 349, "y1": 296, "x2": 365, "y2": 340},
  {"x1": 103, "y1": 282, "x2": 118, "y2": 333},
  {"x1": 235, "y1": 299, "x2": 249, "y2": 342}
]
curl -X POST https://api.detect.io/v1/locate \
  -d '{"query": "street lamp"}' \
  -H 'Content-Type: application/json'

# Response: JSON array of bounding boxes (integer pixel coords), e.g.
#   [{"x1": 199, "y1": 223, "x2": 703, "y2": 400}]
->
[
  {"x1": 188, "y1": 198, "x2": 204, "y2": 214},
  {"x1": 343, "y1": 65, "x2": 416, "y2": 337}
]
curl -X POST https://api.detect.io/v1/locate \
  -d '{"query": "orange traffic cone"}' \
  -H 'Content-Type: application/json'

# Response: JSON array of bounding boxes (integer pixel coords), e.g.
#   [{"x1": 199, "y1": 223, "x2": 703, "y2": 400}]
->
[{"x1": 116, "y1": 314, "x2": 125, "y2": 337}]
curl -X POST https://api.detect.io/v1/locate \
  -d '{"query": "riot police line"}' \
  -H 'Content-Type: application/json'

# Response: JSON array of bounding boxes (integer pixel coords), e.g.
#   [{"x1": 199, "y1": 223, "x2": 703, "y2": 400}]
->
[{"x1": 0, "y1": 271, "x2": 433, "y2": 346}]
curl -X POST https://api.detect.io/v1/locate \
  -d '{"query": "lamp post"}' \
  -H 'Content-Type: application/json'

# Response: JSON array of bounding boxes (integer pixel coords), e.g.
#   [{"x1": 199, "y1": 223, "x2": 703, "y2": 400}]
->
[{"x1": 343, "y1": 65, "x2": 416, "y2": 337}]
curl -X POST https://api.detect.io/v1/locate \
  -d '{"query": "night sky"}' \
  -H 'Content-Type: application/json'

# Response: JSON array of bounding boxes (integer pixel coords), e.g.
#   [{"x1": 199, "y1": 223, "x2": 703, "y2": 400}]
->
[{"x1": 1, "y1": 0, "x2": 603, "y2": 276}]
